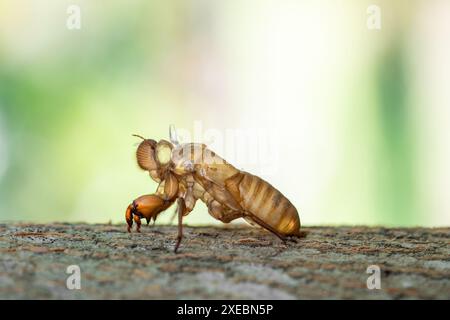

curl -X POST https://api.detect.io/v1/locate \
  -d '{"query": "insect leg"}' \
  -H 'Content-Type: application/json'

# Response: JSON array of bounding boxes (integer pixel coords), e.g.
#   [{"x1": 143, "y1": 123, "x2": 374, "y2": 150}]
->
[
  {"x1": 133, "y1": 214, "x2": 142, "y2": 233},
  {"x1": 207, "y1": 200, "x2": 243, "y2": 223},
  {"x1": 125, "y1": 194, "x2": 175, "y2": 232},
  {"x1": 174, "y1": 198, "x2": 186, "y2": 253},
  {"x1": 125, "y1": 204, "x2": 134, "y2": 232},
  {"x1": 244, "y1": 212, "x2": 287, "y2": 243}
]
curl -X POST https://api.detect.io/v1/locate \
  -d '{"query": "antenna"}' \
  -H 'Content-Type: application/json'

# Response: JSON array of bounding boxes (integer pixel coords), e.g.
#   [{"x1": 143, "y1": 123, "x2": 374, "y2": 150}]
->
[{"x1": 132, "y1": 134, "x2": 145, "y2": 140}]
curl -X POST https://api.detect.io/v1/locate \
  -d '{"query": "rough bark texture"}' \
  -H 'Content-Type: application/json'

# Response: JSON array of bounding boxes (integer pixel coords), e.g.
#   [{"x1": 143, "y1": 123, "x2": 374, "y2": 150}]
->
[{"x1": 0, "y1": 223, "x2": 448, "y2": 299}]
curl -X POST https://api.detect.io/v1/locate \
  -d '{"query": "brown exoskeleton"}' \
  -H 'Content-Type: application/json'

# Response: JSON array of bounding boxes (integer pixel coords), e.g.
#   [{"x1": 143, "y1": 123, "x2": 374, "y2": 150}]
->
[{"x1": 125, "y1": 126, "x2": 301, "y2": 252}]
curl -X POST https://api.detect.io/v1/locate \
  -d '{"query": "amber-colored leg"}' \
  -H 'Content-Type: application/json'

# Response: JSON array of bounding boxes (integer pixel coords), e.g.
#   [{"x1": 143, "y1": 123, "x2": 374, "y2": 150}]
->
[
  {"x1": 125, "y1": 194, "x2": 175, "y2": 233},
  {"x1": 174, "y1": 198, "x2": 185, "y2": 253},
  {"x1": 126, "y1": 204, "x2": 134, "y2": 232},
  {"x1": 245, "y1": 212, "x2": 287, "y2": 243},
  {"x1": 133, "y1": 214, "x2": 141, "y2": 233}
]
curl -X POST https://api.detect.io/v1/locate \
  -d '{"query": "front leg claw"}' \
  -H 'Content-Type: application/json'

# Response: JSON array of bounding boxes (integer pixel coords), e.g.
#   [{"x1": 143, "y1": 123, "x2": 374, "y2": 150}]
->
[
  {"x1": 134, "y1": 215, "x2": 141, "y2": 233},
  {"x1": 126, "y1": 204, "x2": 134, "y2": 233},
  {"x1": 125, "y1": 202, "x2": 141, "y2": 233},
  {"x1": 125, "y1": 194, "x2": 174, "y2": 233}
]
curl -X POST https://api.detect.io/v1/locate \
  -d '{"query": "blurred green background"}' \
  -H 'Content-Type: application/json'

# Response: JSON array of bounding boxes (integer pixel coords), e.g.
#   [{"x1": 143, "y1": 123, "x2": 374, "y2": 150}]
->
[{"x1": 0, "y1": 0, "x2": 449, "y2": 227}]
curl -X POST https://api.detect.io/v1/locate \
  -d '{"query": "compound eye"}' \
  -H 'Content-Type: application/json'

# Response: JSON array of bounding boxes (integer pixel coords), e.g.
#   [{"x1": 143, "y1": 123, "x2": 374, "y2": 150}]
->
[{"x1": 156, "y1": 142, "x2": 172, "y2": 165}]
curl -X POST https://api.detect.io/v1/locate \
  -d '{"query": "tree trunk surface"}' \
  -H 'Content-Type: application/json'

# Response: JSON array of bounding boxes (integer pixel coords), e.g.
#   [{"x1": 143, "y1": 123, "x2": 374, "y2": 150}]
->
[{"x1": 0, "y1": 223, "x2": 448, "y2": 299}]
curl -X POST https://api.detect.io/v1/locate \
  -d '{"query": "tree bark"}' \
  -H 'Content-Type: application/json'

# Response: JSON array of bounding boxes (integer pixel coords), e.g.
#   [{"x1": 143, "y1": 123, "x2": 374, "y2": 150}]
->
[{"x1": 0, "y1": 223, "x2": 448, "y2": 299}]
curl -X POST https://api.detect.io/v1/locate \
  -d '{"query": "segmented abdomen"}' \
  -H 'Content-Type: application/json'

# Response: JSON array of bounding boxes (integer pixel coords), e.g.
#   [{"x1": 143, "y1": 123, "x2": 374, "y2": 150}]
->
[{"x1": 229, "y1": 172, "x2": 300, "y2": 236}]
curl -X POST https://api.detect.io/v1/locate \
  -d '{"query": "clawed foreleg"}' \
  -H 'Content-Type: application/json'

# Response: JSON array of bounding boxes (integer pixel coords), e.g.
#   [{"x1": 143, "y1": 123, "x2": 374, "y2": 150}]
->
[{"x1": 125, "y1": 194, "x2": 174, "y2": 232}]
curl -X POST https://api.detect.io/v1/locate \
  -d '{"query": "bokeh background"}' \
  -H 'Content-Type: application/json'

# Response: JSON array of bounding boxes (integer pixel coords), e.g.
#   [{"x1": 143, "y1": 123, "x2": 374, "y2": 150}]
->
[{"x1": 0, "y1": 0, "x2": 449, "y2": 227}]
